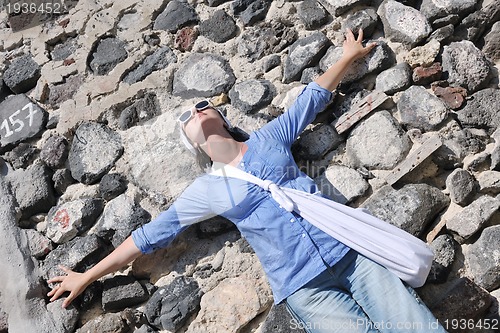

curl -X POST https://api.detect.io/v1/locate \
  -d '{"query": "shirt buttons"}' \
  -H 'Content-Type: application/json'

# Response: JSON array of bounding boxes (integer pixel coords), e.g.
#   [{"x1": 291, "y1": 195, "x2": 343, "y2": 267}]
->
[
  {"x1": 289, "y1": 218, "x2": 294, "y2": 223},
  {"x1": 301, "y1": 233, "x2": 306, "y2": 238}
]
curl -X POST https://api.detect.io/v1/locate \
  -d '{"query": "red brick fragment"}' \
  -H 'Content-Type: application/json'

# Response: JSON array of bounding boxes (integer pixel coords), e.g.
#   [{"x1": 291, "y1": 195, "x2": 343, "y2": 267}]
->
[
  {"x1": 175, "y1": 27, "x2": 198, "y2": 52},
  {"x1": 433, "y1": 86, "x2": 468, "y2": 109},
  {"x1": 412, "y1": 62, "x2": 442, "y2": 85}
]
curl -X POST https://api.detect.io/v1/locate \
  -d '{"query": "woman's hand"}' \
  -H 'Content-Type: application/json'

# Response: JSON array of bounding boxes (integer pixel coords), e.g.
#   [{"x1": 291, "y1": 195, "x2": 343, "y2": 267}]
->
[
  {"x1": 47, "y1": 265, "x2": 91, "y2": 308},
  {"x1": 342, "y1": 28, "x2": 377, "y2": 62},
  {"x1": 46, "y1": 236, "x2": 143, "y2": 309},
  {"x1": 314, "y1": 28, "x2": 377, "y2": 91}
]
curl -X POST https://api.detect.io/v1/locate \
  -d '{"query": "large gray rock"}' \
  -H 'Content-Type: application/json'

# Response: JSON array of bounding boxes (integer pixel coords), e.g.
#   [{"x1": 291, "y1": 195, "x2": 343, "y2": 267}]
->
[
  {"x1": 456, "y1": 88, "x2": 500, "y2": 133},
  {"x1": 361, "y1": 184, "x2": 450, "y2": 237},
  {"x1": 2, "y1": 143, "x2": 38, "y2": 169},
  {"x1": 46, "y1": 198, "x2": 104, "y2": 244},
  {"x1": 7, "y1": 162, "x2": 56, "y2": 219},
  {"x1": 199, "y1": 9, "x2": 237, "y2": 43},
  {"x1": 25, "y1": 229, "x2": 53, "y2": 259},
  {"x1": 153, "y1": 0, "x2": 198, "y2": 32},
  {"x1": 345, "y1": 111, "x2": 411, "y2": 170},
  {"x1": 420, "y1": 0, "x2": 477, "y2": 22},
  {"x1": 433, "y1": 120, "x2": 488, "y2": 169},
  {"x1": 492, "y1": 144, "x2": 500, "y2": 172},
  {"x1": 452, "y1": 0, "x2": 500, "y2": 42},
  {"x1": 68, "y1": 122, "x2": 123, "y2": 185},
  {"x1": 47, "y1": 75, "x2": 84, "y2": 109},
  {"x1": 445, "y1": 169, "x2": 476, "y2": 206},
  {"x1": 50, "y1": 37, "x2": 78, "y2": 61},
  {"x1": 342, "y1": 8, "x2": 379, "y2": 39},
  {"x1": 465, "y1": 225, "x2": 500, "y2": 291},
  {"x1": 283, "y1": 32, "x2": 330, "y2": 84},
  {"x1": 29, "y1": 238, "x2": 49, "y2": 267},
  {"x1": 483, "y1": 21, "x2": 500, "y2": 62},
  {"x1": 427, "y1": 234, "x2": 455, "y2": 284},
  {"x1": 173, "y1": 53, "x2": 236, "y2": 98},
  {"x1": 237, "y1": 21, "x2": 297, "y2": 62},
  {"x1": 3, "y1": 54, "x2": 41, "y2": 94},
  {"x1": 397, "y1": 86, "x2": 448, "y2": 131},
  {"x1": 89, "y1": 194, "x2": 150, "y2": 248},
  {"x1": 228, "y1": 79, "x2": 276, "y2": 114},
  {"x1": 52, "y1": 168, "x2": 75, "y2": 195},
  {"x1": 319, "y1": 42, "x2": 394, "y2": 84},
  {"x1": 294, "y1": 124, "x2": 343, "y2": 160},
  {"x1": 447, "y1": 196, "x2": 500, "y2": 243},
  {"x1": 262, "y1": 54, "x2": 281, "y2": 73},
  {"x1": 117, "y1": 93, "x2": 161, "y2": 130},
  {"x1": 0, "y1": 179, "x2": 79, "y2": 333},
  {"x1": 40, "y1": 135, "x2": 68, "y2": 169},
  {"x1": 377, "y1": 0, "x2": 432, "y2": 47},
  {"x1": 297, "y1": 0, "x2": 329, "y2": 30},
  {"x1": 477, "y1": 171, "x2": 500, "y2": 195},
  {"x1": 0, "y1": 95, "x2": 48, "y2": 152},
  {"x1": 441, "y1": 41, "x2": 492, "y2": 93},
  {"x1": 43, "y1": 234, "x2": 107, "y2": 281},
  {"x1": 101, "y1": 275, "x2": 149, "y2": 312},
  {"x1": 300, "y1": 66, "x2": 322, "y2": 84},
  {"x1": 144, "y1": 276, "x2": 203, "y2": 331},
  {"x1": 231, "y1": 0, "x2": 272, "y2": 26},
  {"x1": 430, "y1": 278, "x2": 492, "y2": 324},
  {"x1": 89, "y1": 38, "x2": 128, "y2": 76},
  {"x1": 113, "y1": 112, "x2": 200, "y2": 199},
  {"x1": 123, "y1": 47, "x2": 177, "y2": 85},
  {"x1": 375, "y1": 63, "x2": 411, "y2": 95},
  {"x1": 99, "y1": 173, "x2": 128, "y2": 201},
  {"x1": 317, "y1": 0, "x2": 370, "y2": 16},
  {"x1": 426, "y1": 24, "x2": 454, "y2": 44},
  {"x1": 46, "y1": 300, "x2": 79, "y2": 333},
  {"x1": 316, "y1": 165, "x2": 369, "y2": 204},
  {"x1": 187, "y1": 276, "x2": 272, "y2": 333}
]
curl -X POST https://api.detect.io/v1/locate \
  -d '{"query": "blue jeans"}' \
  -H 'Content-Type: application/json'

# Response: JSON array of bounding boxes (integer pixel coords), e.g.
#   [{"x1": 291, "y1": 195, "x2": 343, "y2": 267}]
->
[{"x1": 285, "y1": 250, "x2": 447, "y2": 333}]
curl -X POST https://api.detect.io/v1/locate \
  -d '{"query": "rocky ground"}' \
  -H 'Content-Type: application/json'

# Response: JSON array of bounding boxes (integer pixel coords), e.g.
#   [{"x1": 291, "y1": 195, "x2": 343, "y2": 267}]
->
[{"x1": 0, "y1": 0, "x2": 499, "y2": 332}]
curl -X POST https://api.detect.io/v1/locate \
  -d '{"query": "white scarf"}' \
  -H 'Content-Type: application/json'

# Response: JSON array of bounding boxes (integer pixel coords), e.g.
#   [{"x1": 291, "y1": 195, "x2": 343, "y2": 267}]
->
[{"x1": 210, "y1": 162, "x2": 434, "y2": 288}]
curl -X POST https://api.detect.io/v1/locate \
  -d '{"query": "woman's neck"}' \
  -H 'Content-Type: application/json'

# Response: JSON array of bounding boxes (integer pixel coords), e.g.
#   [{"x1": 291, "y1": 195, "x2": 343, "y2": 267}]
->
[{"x1": 201, "y1": 134, "x2": 247, "y2": 167}]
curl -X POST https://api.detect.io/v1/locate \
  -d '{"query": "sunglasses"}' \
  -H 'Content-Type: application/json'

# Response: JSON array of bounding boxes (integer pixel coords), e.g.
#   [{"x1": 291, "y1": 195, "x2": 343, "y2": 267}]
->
[{"x1": 177, "y1": 100, "x2": 211, "y2": 125}]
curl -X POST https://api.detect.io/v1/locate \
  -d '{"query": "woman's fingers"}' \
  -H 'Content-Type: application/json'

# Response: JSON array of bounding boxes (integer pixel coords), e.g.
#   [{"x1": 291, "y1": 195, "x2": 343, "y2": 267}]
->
[
  {"x1": 47, "y1": 286, "x2": 58, "y2": 297},
  {"x1": 48, "y1": 265, "x2": 72, "y2": 284},
  {"x1": 49, "y1": 285, "x2": 67, "y2": 302},
  {"x1": 47, "y1": 275, "x2": 64, "y2": 284},
  {"x1": 62, "y1": 292, "x2": 77, "y2": 308},
  {"x1": 345, "y1": 28, "x2": 355, "y2": 41},
  {"x1": 365, "y1": 42, "x2": 377, "y2": 54},
  {"x1": 357, "y1": 28, "x2": 364, "y2": 42}
]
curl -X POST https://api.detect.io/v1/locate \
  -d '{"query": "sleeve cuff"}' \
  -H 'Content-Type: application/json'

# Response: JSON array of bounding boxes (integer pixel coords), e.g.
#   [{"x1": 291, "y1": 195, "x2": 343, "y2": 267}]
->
[{"x1": 306, "y1": 81, "x2": 334, "y2": 100}]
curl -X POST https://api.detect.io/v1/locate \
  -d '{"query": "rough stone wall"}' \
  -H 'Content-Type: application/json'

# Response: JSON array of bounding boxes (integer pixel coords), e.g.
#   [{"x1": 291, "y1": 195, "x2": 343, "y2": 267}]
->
[{"x1": 0, "y1": 0, "x2": 499, "y2": 332}]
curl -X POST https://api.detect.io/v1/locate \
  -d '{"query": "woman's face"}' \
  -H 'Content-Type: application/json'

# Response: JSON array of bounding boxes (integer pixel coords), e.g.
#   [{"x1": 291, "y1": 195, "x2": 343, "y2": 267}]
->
[{"x1": 183, "y1": 107, "x2": 226, "y2": 146}]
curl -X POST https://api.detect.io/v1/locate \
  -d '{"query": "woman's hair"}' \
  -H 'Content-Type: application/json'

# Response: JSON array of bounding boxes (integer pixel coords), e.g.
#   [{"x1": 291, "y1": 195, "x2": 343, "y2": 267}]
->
[{"x1": 194, "y1": 125, "x2": 249, "y2": 171}]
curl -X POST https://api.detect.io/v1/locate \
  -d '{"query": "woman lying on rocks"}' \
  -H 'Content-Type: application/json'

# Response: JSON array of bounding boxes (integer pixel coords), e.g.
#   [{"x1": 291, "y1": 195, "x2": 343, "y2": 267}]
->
[{"x1": 48, "y1": 29, "x2": 447, "y2": 333}]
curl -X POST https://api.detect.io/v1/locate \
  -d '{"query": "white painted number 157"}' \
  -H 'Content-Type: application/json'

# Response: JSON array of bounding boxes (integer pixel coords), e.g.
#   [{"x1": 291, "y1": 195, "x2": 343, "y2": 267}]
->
[{"x1": 0, "y1": 103, "x2": 38, "y2": 138}]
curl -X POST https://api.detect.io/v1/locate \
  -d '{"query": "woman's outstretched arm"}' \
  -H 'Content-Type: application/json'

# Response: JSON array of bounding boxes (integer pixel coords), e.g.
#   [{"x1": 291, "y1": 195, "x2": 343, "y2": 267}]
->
[
  {"x1": 315, "y1": 28, "x2": 377, "y2": 92},
  {"x1": 47, "y1": 235, "x2": 142, "y2": 308}
]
